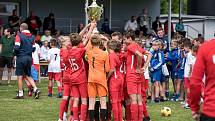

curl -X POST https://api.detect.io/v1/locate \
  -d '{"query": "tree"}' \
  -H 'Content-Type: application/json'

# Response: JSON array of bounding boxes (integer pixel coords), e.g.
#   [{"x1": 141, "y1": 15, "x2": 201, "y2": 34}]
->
[{"x1": 161, "y1": 0, "x2": 188, "y2": 14}]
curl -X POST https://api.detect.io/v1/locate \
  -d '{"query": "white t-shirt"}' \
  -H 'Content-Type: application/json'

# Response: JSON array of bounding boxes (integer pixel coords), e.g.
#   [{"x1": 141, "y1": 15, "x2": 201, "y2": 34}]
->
[
  {"x1": 184, "y1": 51, "x2": 195, "y2": 77},
  {"x1": 40, "y1": 46, "x2": 49, "y2": 60},
  {"x1": 47, "y1": 48, "x2": 61, "y2": 73},
  {"x1": 124, "y1": 20, "x2": 138, "y2": 31},
  {"x1": 41, "y1": 35, "x2": 52, "y2": 42},
  {"x1": 190, "y1": 56, "x2": 196, "y2": 76},
  {"x1": 32, "y1": 43, "x2": 40, "y2": 64}
]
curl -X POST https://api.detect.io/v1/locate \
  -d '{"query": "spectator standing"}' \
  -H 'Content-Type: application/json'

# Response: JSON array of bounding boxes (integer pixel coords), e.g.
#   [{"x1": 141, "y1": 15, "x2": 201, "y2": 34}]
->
[
  {"x1": 77, "y1": 23, "x2": 84, "y2": 33},
  {"x1": 25, "y1": 11, "x2": 42, "y2": 34},
  {"x1": 137, "y1": 9, "x2": 151, "y2": 36},
  {"x1": 152, "y1": 16, "x2": 162, "y2": 33},
  {"x1": 124, "y1": 16, "x2": 138, "y2": 32},
  {"x1": 43, "y1": 13, "x2": 55, "y2": 35},
  {"x1": 164, "y1": 20, "x2": 174, "y2": 37},
  {"x1": 101, "y1": 18, "x2": 111, "y2": 35},
  {"x1": 0, "y1": 28, "x2": 15, "y2": 84},
  {"x1": 175, "y1": 19, "x2": 186, "y2": 37},
  {"x1": 8, "y1": 9, "x2": 20, "y2": 33}
]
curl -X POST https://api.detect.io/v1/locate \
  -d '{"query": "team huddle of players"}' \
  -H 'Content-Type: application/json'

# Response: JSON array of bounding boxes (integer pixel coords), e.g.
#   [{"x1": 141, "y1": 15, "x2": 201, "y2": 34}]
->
[{"x1": 46, "y1": 22, "x2": 202, "y2": 121}]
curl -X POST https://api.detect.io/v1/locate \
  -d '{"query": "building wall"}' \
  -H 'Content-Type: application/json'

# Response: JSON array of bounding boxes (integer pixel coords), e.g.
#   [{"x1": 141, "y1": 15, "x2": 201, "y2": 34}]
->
[
  {"x1": 0, "y1": 0, "x2": 160, "y2": 33},
  {"x1": 29, "y1": 0, "x2": 160, "y2": 33},
  {"x1": 204, "y1": 19, "x2": 215, "y2": 40}
]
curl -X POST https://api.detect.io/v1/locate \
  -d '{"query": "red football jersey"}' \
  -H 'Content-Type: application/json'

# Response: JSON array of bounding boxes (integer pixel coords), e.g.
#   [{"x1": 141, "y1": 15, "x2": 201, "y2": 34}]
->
[
  {"x1": 60, "y1": 48, "x2": 71, "y2": 84},
  {"x1": 109, "y1": 52, "x2": 124, "y2": 91},
  {"x1": 126, "y1": 42, "x2": 145, "y2": 76},
  {"x1": 67, "y1": 46, "x2": 87, "y2": 84}
]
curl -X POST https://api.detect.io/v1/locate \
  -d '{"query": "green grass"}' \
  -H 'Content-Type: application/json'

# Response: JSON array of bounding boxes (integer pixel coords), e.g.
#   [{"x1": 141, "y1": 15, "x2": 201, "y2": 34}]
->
[{"x1": 0, "y1": 79, "x2": 193, "y2": 121}]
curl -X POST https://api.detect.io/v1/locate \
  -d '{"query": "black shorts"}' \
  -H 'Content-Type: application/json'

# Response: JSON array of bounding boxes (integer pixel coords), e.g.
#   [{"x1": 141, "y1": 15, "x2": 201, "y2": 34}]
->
[
  {"x1": 200, "y1": 113, "x2": 215, "y2": 121},
  {"x1": 0, "y1": 56, "x2": 13, "y2": 68},
  {"x1": 16, "y1": 56, "x2": 32, "y2": 76}
]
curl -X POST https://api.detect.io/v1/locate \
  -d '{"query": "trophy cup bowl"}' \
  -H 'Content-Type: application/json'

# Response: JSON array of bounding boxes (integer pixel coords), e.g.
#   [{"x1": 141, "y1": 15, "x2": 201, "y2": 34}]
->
[{"x1": 87, "y1": 0, "x2": 103, "y2": 22}]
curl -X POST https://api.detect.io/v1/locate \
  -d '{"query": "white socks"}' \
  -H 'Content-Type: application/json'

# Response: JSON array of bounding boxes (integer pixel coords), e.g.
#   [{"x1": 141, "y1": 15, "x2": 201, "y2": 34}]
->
[
  {"x1": 18, "y1": 90, "x2": 24, "y2": 97},
  {"x1": 33, "y1": 87, "x2": 38, "y2": 92}
]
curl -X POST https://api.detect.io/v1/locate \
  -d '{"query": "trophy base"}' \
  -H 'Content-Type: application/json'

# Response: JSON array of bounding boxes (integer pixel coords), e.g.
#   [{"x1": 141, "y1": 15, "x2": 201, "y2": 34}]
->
[{"x1": 92, "y1": 27, "x2": 99, "y2": 34}]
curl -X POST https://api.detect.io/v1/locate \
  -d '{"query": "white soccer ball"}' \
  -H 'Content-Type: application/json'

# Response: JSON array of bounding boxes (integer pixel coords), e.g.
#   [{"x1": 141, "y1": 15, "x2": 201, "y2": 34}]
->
[{"x1": 161, "y1": 107, "x2": 172, "y2": 117}]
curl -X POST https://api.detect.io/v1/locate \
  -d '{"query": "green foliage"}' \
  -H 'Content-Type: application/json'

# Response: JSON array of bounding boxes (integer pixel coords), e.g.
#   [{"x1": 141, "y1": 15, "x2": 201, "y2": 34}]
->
[{"x1": 161, "y1": 0, "x2": 188, "y2": 14}]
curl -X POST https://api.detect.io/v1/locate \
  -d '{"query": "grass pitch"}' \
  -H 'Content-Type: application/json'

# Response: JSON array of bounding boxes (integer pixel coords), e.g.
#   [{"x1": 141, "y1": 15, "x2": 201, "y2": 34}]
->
[{"x1": 0, "y1": 79, "x2": 193, "y2": 121}]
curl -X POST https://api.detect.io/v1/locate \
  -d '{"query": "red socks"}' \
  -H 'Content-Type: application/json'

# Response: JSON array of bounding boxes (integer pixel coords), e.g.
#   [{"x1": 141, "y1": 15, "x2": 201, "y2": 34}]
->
[
  {"x1": 138, "y1": 105, "x2": 143, "y2": 121},
  {"x1": 59, "y1": 99, "x2": 67, "y2": 120},
  {"x1": 48, "y1": 86, "x2": 52, "y2": 94},
  {"x1": 80, "y1": 104, "x2": 87, "y2": 120},
  {"x1": 118, "y1": 102, "x2": 123, "y2": 121},
  {"x1": 130, "y1": 104, "x2": 138, "y2": 121},
  {"x1": 58, "y1": 86, "x2": 62, "y2": 93},
  {"x1": 70, "y1": 99, "x2": 74, "y2": 115},
  {"x1": 125, "y1": 104, "x2": 131, "y2": 121},
  {"x1": 112, "y1": 103, "x2": 119, "y2": 121},
  {"x1": 73, "y1": 107, "x2": 79, "y2": 120}
]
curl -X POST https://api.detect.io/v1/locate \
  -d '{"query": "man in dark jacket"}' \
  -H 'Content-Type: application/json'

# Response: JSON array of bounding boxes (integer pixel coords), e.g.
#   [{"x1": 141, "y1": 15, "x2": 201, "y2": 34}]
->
[{"x1": 43, "y1": 13, "x2": 55, "y2": 35}]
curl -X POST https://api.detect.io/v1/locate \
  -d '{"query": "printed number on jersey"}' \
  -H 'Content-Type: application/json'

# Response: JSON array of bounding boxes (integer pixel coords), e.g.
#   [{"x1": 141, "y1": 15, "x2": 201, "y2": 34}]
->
[{"x1": 69, "y1": 59, "x2": 79, "y2": 71}]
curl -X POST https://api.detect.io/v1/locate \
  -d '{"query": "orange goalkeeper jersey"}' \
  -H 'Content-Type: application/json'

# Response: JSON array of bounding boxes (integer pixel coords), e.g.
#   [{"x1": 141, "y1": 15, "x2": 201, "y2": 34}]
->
[{"x1": 86, "y1": 46, "x2": 110, "y2": 88}]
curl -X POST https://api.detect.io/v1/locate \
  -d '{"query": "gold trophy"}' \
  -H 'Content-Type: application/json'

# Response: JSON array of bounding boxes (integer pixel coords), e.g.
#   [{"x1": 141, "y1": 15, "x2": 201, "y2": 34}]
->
[
  {"x1": 86, "y1": 0, "x2": 103, "y2": 33},
  {"x1": 87, "y1": 0, "x2": 103, "y2": 21}
]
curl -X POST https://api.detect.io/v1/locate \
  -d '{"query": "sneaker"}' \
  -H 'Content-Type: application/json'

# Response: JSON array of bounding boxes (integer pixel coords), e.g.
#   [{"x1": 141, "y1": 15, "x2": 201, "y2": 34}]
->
[
  {"x1": 143, "y1": 116, "x2": 151, "y2": 121},
  {"x1": 48, "y1": 93, "x2": 52, "y2": 97},
  {"x1": 34, "y1": 89, "x2": 41, "y2": 99},
  {"x1": 13, "y1": 96, "x2": 24, "y2": 99},
  {"x1": 181, "y1": 101, "x2": 186, "y2": 105},
  {"x1": 154, "y1": 98, "x2": 160, "y2": 103},
  {"x1": 160, "y1": 97, "x2": 165, "y2": 102},
  {"x1": 63, "y1": 112, "x2": 68, "y2": 121},
  {"x1": 183, "y1": 103, "x2": 190, "y2": 109},
  {"x1": 165, "y1": 91, "x2": 169, "y2": 98},
  {"x1": 58, "y1": 119, "x2": 63, "y2": 121},
  {"x1": 147, "y1": 96, "x2": 151, "y2": 100},
  {"x1": 57, "y1": 92, "x2": 62, "y2": 98}
]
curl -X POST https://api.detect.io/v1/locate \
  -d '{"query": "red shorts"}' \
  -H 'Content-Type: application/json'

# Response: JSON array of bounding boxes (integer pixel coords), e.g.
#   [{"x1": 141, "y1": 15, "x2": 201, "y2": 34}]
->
[
  {"x1": 141, "y1": 82, "x2": 147, "y2": 98},
  {"x1": 48, "y1": 72, "x2": 61, "y2": 81},
  {"x1": 110, "y1": 91, "x2": 122, "y2": 103},
  {"x1": 184, "y1": 77, "x2": 190, "y2": 89},
  {"x1": 126, "y1": 81, "x2": 142, "y2": 95},
  {"x1": 109, "y1": 78, "x2": 123, "y2": 92},
  {"x1": 71, "y1": 82, "x2": 88, "y2": 98},
  {"x1": 62, "y1": 72, "x2": 70, "y2": 84},
  {"x1": 144, "y1": 79, "x2": 149, "y2": 90},
  {"x1": 63, "y1": 83, "x2": 71, "y2": 96}
]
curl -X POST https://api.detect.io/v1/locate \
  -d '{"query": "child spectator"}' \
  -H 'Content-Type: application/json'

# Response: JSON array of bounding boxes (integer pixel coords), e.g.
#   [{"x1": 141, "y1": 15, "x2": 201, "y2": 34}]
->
[
  {"x1": 166, "y1": 40, "x2": 180, "y2": 100},
  {"x1": 40, "y1": 40, "x2": 49, "y2": 76},
  {"x1": 41, "y1": 30, "x2": 52, "y2": 43},
  {"x1": 149, "y1": 40, "x2": 165, "y2": 103}
]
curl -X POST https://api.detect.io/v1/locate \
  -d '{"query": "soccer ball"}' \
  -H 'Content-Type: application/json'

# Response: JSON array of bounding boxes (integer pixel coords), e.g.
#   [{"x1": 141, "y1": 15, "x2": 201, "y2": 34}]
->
[{"x1": 161, "y1": 107, "x2": 172, "y2": 117}]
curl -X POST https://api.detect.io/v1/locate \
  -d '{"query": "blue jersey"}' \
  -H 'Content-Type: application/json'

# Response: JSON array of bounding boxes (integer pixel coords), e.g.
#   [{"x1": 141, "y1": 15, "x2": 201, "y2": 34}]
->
[
  {"x1": 166, "y1": 48, "x2": 179, "y2": 72},
  {"x1": 177, "y1": 50, "x2": 186, "y2": 70},
  {"x1": 150, "y1": 48, "x2": 165, "y2": 71}
]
